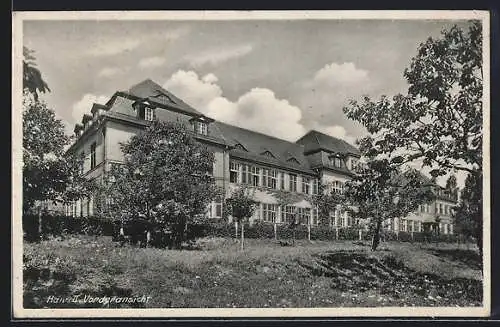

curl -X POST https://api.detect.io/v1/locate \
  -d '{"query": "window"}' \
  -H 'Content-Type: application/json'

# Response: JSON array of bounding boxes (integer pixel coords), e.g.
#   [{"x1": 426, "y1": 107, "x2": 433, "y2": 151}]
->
[
  {"x1": 330, "y1": 156, "x2": 342, "y2": 168},
  {"x1": 194, "y1": 121, "x2": 208, "y2": 135},
  {"x1": 90, "y1": 142, "x2": 97, "y2": 169},
  {"x1": 298, "y1": 207, "x2": 311, "y2": 225},
  {"x1": 439, "y1": 203, "x2": 443, "y2": 215},
  {"x1": 312, "y1": 179, "x2": 319, "y2": 195},
  {"x1": 251, "y1": 166, "x2": 260, "y2": 187},
  {"x1": 230, "y1": 161, "x2": 240, "y2": 183},
  {"x1": 312, "y1": 208, "x2": 318, "y2": 225},
  {"x1": 282, "y1": 205, "x2": 297, "y2": 223},
  {"x1": 262, "y1": 203, "x2": 277, "y2": 223},
  {"x1": 262, "y1": 151, "x2": 275, "y2": 158},
  {"x1": 301, "y1": 176, "x2": 311, "y2": 194},
  {"x1": 289, "y1": 174, "x2": 297, "y2": 192},
  {"x1": 280, "y1": 172, "x2": 285, "y2": 190},
  {"x1": 400, "y1": 219, "x2": 408, "y2": 232},
  {"x1": 241, "y1": 164, "x2": 251, "y2": 184},
  {"x1": 215, "y1": 201, "x2": 222, "y2": 218},
  {"x1": 262, "y1": 168, "x2": 277, "y2": 189},
  {"x1": 144, "y1": 107, "x2": 154, "y2": 121},
  {"x1": 332, "y1": 180, "x2": 344, "y2": 194}
]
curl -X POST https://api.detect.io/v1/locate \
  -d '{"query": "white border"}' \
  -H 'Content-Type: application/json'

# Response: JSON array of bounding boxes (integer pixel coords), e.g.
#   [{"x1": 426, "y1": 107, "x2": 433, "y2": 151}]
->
[{"x1": 11, "y1": 10, "x2": 491, "y2": 319}]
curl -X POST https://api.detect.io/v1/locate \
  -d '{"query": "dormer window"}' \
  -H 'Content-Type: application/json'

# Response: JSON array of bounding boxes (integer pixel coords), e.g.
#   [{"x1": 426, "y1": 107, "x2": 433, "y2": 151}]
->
[
  {"x1": 144, "y1": 107, "x2": 154, "y2": 121},
  {"x1": 193, "y1": 120, "x2": 208, "y2": 135},
  {"x1": 261, "y1": 150, "x2": 275, "y2": 158},
  {"x1": 234, "y1": 143, "x2": 247, "y2": 151},
  {"x1": 133, "y1": 100, "x2": 155, "y2": 121},
  {"x1": 330, "y1": 156, "x2": 342, "y2": 168}
]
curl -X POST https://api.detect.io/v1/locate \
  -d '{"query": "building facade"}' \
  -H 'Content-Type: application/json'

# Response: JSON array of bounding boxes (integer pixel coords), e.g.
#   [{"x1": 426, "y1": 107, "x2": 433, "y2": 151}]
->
[{"x1": 65, "y1": 79, "x2": 457, "y2": 234}]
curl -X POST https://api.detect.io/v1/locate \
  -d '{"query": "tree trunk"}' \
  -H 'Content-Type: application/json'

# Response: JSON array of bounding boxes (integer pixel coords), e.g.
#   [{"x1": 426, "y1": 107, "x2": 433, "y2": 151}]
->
[
  {"x1": 274, "y1": 223, "x2": 277, "y2": 240},
  {"x1": 235, "y1": 221, "x2": 239, "y2": 238},
  {"x1": 241, "y1": 222, "x2": 244, "y2": 250},
  {"x1": 37, "y1": 205, "x2": 43, "y2": 242},
  {"x1": 371, "y1": 219, "x2": 382, "y2": 251},
  {"x1": 308, "y1": 224, "x2": 311, "y2": 242}
]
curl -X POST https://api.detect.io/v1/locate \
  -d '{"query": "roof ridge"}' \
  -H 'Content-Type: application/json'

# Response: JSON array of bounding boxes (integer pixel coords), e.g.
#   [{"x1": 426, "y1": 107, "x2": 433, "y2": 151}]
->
[{"x1": 215, "y1": 121, "x2": 305, "y2": 149}]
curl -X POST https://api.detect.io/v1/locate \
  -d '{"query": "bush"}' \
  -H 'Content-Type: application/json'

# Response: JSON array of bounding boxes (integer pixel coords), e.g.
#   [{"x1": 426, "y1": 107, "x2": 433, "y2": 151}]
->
[{"x1": 23, "y1": 214, "x2": 115, "y2": 241}]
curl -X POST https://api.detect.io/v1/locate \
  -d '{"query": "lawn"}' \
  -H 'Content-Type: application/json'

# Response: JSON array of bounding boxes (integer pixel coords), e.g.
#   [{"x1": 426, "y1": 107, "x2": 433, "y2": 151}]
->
[{"x1": 23, "y1": 235, "x2": 483, "y2": 308}]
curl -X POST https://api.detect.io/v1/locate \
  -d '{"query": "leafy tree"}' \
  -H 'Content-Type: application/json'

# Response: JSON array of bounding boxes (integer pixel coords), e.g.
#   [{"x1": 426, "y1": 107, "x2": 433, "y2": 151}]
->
[
  {"x1": 343, "y1": 21, "x2": 482, "y2": 250},
  {"x1": 23, "y1": 97, "x2": 70, "y2": 212},
  {"x1": 105, "y1": 120, "x2": 218, "y2": 249},
  {"x1": 453, "y1": 170, "x2": 483, "y2": 256},
  {"x1": 344, "y1": 159, "x2": 434, "y2": 251},
  {"x1": 225, "y1": 187, "x2": 257, "y2": 250},
  {"x1": 274, "y1": 189, "x2": 304, "y2": 245},
  {"x1": 309, "y1": 182, "x2": 344, "y2": 227},
  {"x1": 23, "y1": 47, "x2": 50, "y2": 102},
  {"x1": 23, "y1": 95, "x2": 93, "y2": 239}
]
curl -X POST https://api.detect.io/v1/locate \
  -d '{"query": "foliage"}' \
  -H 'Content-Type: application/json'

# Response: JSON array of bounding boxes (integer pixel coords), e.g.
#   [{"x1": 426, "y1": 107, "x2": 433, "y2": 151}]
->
[
  {"x1": 225, "y1": 187, "x2": 257, "y2": 223},
  {"x1": 22, "y1": 97, "x2": 92, "y2": 213},
  {"x1": 103, "y1": 120, "x2": 219, "y2": 249},
  {"x1": 342, "y1": 22, "x2": 483, "y2": 252},
  {"x1": 343, "y1": 21, "x2": 482, "y2": 178},
  {"x1": 343, "y1": 159, "x2": 435, "y2": 250},
  {"x1": 23, "y1": 214, "x2": 115, "y2": 241},
  {"x1": 23, "y1": 47, "x2": 50, "y2": 102},
  {"x1": 309, "y1": 182, "x2": 344, "y2": 226},
  {"x1": 453, "y1": 170, "x2": 483, "y2": 255}
]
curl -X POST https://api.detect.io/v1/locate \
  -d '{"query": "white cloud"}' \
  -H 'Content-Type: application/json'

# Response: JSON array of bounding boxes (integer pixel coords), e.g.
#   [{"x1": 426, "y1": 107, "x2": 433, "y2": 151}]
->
[
  {"x1": 298, "y1": 62, "x2": 373, "y2": 130},
  {"x1": 97, "y1": 67, "x2": 124, "y2": 78},
  {"x1": 72, "y1": 94, "x2": 109, "y2": 124},
  {"x1": 202, "y1": 73, "x2": 218, "y2": 84},
  {"x1": 138, "y1": 56, "x2": 166, "y2": 68},
  {"x1": 85, "y1": 38, "x2": 141, "y2": 57},
  {"x1": 163, "y1": 70, "x2": 222, "y2": 110},
  {"x1": 184, "y1": 44, "x2": 254, "y2": 67},
  {"x1": 163, "y1": 70, "x2": 305, "y2": 141},
  {"x1": 312, "y1": 62, "x2": 369, "y2": 88}
]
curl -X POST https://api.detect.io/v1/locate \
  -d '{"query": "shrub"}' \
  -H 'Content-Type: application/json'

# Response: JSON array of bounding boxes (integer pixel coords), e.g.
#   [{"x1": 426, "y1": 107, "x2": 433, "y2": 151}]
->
[{"x1": 23, "y1": 214, "x2": 115, "y2": 241}]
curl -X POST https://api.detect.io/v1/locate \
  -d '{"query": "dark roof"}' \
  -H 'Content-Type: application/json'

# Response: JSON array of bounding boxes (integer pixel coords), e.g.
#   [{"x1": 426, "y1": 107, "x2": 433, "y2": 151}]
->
[
  {"x1": 296, "y1": 130, "x2": 360, "y2": 156},
  {"x1": 214, "y1": 122, "x2": 315, "y2": 174},
  {"x1": 125, "y1": 79, "x2": 203, "y2": 116}
]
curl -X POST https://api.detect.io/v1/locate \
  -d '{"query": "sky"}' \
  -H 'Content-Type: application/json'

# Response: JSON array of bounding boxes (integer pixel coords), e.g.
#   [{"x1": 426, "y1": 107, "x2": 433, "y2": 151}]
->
[{"x1": 22, "y1": 17, "x2": 474, "y2": 187}]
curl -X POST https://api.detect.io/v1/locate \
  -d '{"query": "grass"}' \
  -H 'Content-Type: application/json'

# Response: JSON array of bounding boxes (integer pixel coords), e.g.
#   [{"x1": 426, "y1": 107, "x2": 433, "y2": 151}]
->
[{"x1": 23, "y1": 235, "x2": 483, "y2": 308}]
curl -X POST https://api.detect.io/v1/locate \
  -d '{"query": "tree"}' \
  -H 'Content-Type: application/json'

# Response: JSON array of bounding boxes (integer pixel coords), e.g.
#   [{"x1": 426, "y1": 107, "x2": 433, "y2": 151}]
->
[
  {"x1": 309, "y1": 182, "x2": 344, "y2": 227},
  {"x1": 23, "y1": 95, "x2": 93, "y2": 239},
  {"x1": 105, "y1": 120, "x2": 218, "y2": 249},
  {"x1": 344, "y1": 159, "x2": 434, "y2": 251},
  {"x1": 453, "y1": 170, "x2": 483, "y2": 256},
  {"x1": 343, "y1": 21, "x2": 483, "y2": 249},
  {"x1": 225, "y1": 187, "x2": 257, "y2": 250},
  {"x1": 23, "y1": 47, "x2": 50, "y2": 102},
  {"x1": 274, "y1": 189, "x2": 304, "y2": 245},
  {"x1": 23, "y1": 97, "x2": 70, "y2": 212}
]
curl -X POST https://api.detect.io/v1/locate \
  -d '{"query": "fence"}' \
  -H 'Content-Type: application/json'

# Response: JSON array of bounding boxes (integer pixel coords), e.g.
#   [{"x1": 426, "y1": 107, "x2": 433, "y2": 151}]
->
[{"x1": 23, "y1": 213, "x2": 464, "y2": 244}]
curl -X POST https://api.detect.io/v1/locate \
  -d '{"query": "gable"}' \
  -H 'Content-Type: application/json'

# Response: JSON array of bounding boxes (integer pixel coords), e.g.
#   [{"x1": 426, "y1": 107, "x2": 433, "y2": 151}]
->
[{"x1": 261, "y1": 150, "x2": 275, "y2": 158}]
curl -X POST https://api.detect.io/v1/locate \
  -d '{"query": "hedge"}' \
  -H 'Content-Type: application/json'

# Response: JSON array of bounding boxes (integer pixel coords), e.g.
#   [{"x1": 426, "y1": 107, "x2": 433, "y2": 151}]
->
[
  {"x1": 23, "y1": 214, "x2": 463, "y2": 245},
  {"x1": 23, "y1": 214, "x2": 115, "y2": 241}
]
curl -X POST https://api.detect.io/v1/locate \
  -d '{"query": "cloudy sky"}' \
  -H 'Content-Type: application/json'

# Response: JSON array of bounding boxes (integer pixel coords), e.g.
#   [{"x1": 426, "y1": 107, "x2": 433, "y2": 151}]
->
[{"x1": 23, "y1": 17, "x2": 473, "y2": 185}]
